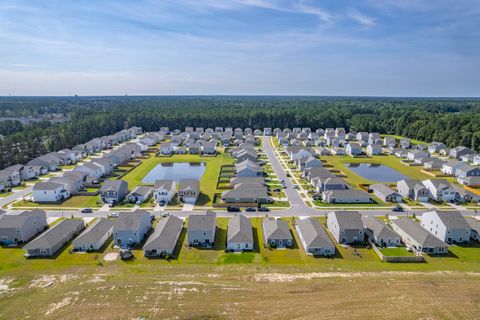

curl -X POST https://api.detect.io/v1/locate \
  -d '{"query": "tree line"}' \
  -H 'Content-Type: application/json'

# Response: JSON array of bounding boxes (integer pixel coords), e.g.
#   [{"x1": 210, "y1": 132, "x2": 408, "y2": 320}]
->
[{"x1": 0, "y1": 96, "x2": 479, "y2": 169}]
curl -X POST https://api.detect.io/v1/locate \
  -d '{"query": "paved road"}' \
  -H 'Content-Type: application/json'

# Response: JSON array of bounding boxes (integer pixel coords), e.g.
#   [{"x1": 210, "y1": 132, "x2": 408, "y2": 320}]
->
[{"x1": 0, "y1": 186, "x2": 32, "y2": 208}]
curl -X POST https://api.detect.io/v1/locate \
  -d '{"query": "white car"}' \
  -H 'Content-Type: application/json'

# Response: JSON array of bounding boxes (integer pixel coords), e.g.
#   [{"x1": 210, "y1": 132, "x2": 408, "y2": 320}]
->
[{"x1": 108, "y1": 212, "x2": 119, "y2": 218}]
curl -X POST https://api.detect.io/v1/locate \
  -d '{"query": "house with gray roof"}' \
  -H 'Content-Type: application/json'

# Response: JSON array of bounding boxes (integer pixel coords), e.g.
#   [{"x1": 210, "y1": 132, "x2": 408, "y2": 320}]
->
[
  {"x1": 423, "y1": 158, "x2": 445, "y2": 170},
  {"x1": 296, "y1": 217, "x2": 335, "y2": 256},
  {"x1": 449, "y1": 146, "x2": 474, "y2": 159},
  {"x1": 466, "y1": 218, "x2": 480, "y2": 241},
  {"x1": 397, "y1": 179, "x2": 429, "y2": 202},
  {"x1": 100, "y1": 180, "x2": 129, "y2": 205},
  {"x1": 221, "y1": 183, "x2": 269, "y2": 203},
  {"x1": 126, "y1": 186, "x2": 153, "y2": 204},
  {"x1": 422, "y1": 179, "x2": 456, "y2": 202},
  {"x1": 32, "y1": 181, "x2": 71, "y2": 203},
  {"x1": 24, "y1": 219, "x2": 85, "y2": 257},
  {"x1": 421, "y1": 210, "x2": 471, "y2": 244},
  {"x1": 227, "y1": 214, "x2": 253, "y2": 252},
  {"x1": 153, "y1": 180, "x2": 176, "y2": 204},
  {"x1": 369, "y1": 184, "x2": 402, "y2": 203},
  {"x1": 441, "y1": 160, "x2": 464, "y2": 175},
  {"x1": 391, "y1": 218, "x2": 448, "y2": 255},
  {"x1": 178, "y1": 179, "x2": 200, "y2": 204},
  {"x1": 144, "y1": 215, "x2": 183, "y2": 257},
  {"x1": 322, "y1": 189, "x2": 373, "y2": 204},
  {"x1": 0, "y1": 209, "x2": 48, "y2": 245},
  {"x1": 262, "y1": 218, "x2": 293, "y2": 248},
  {"x1": 235, "y1": 159, "x2": 263, "y2": 177},
  {"x1": 455, "y1": 164, "x2": 480, "y2": 179},
  {"x1": 72, "y1": 218, "x2": 114, "y2": 252},
  {"x1": 113, "y1": 211, "x2": 151, "y2": 247},
  {"x1": 345, "y1": 143, "x2": 362, "y2": 156},
  {"x1": 362, "y1": 216, "x2": 400, "y2": 246},
  {"x1": 327, "y1": 211, "x2": 364, "y2": 244},
  {"x1": 187, "y1": 211, "x2": 216, "y2": 247}
]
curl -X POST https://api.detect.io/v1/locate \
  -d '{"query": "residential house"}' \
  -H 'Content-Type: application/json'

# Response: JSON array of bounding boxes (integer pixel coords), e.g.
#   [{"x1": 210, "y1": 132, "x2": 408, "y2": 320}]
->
[
  {"x1": 423, "y1": 158, "x2": 445, "y2": 170},
  {"x1": 399, "y1": 138, "x2": 411, "y2": 149},
  {"x1": 296, "y1": 156, "x2": 322, "y2": 171},
  {"x1": 366, "y1": 144, "x2": 382, "y2": 156},
  {"x1": 428, "y1": 142, "x2": 446, "y2": 154},
  {"x1": 262, "y1": 218, "x2": 293, "y2": 248},
  {"x1": 99, "y1": 180, "x2": 129, "y2": 204},
  {"x1": 421, "y1": 210, "x2": 471, "y2": 244},
  {"x1": 383, "y1": 137, "x2": 396, "y2": 148},
  {"x1": 113, "y1": 211, "x2": 151, "y2": 247},
  {"x1": 286, "y1": 146, "x2": 312, "y2": 161},
  {"x1": 0, "y1": 209, "x2": 48, "y2": 245},
  {"x1": 391, "y1": 218, "x2": 448, "y2": 255},
  {"x1": 235, "y1": 160, "x2": 263, "y2": 177},
  {"x1": 407, "y1": 150, "x2": 429, "y2": 162},
  {"x1": 187, "y1": 211, "x2": 216, "y2": 247},
  {"x1": 178, "y1": 179, "x2": 200, "y2": 204},
  {"x1": 455, "y1": 164, "x2": 480, "y2": 179},
  {"x1": 144, "y1": 215, "x2": 183, "y2": 257},
  {"x1": 72, "y1": 218, "x2": 114, "y2": 252},
  {"x1": 74, "y1": 162, "x2": 103, "y2": 180},
  {"x1": 330, "y1": 147, "x2": 345, "y2": 156},
  {"x1": 441, "y1": 160, "x2": 464, "y2": 175},
  {"x1": 32, "y1": 182, "x2": 70, "y2": 203},
  {"x1": 466, "y1": 218, "x2": 480, "y2": 241},
  {"x1": 24, "y1": 219, "x2": 85, "y2": 257},
  {"x1": 160, "y1": 142, "x2": 173, "y2": 155},
  {"x1": 221, "y1": 183, "x2": 269, "y2": 204},
  {"x1": 449, "y1": 146, "x2": 474, "y2": 159},
  {"x1": 227, "y1": 214, "x2": 254, "y2": 252},
  {"x1": 296, "y1": 217, "x2": 335, "y2": 256},
  {"x1": 397, "y1": 179, "x2": 430, "y2": 202},
  {"x1": 369, "y1": 184, "x2": 402, "y2": 202},
  {"x1": 327, "y1": 211, "x2": 364, "y2": 244},
  {"x1": 422, "y1": 179, "x2": 457, "y2": 202},
  {"x1": 345, "y1": 143, "x2": 362, "y2": 156},
  {"x1": 322, "y1": 189, "x2": 373, "y2": 204},
  {"x1": 153, "y1": 180, "x2": 176, "y2": 204},
  {"x1": 362, "y1": 216, "x2": 400, "y2": 246},
  {"x1": 126, "y1": 186, "x2": 153, "y2": 204}
]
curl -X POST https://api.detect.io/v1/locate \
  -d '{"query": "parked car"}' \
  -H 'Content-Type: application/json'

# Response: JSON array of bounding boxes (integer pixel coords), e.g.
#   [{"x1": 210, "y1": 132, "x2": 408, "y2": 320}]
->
[
  {"x1": 108, "y1": 212, "x2": 119, "y2": 218},
  {"x1": 258, "y1": 207, "x2": 270, "y2": 212},
  {"x1": 120, "y1": 248, "x2": 133, "y2": 260},
  {"x1": 245, "y1": 207, "x2": 256, "y2": 212},
  {"x1": 81, "y1": 208, "x2": 93, "y2": 213},
  {"x1": 227, "y1": 206, "x2": 241, "y2": 212},
  {"x1": 392, "y1": 206, "x2": 404, "y2": 212},
  {"x1": 293, "y1": 185, "x2": 299, "y2": 189},
  {"x1": 161, "y1": 212, "x2": 169, "y2": 218}
]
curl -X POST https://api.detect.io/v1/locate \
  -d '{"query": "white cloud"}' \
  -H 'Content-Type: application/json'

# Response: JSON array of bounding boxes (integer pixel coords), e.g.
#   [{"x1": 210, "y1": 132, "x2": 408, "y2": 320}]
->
[{"x1": 348, "y1": 8, "x2": 375, "y2": 27}]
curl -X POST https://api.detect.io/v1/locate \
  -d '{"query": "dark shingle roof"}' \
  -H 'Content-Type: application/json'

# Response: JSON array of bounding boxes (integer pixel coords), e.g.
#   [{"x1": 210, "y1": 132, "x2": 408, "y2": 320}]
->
[
  {"x1": 24, "y1": 219, "x2": 84, "y2": 250},
  {"x1": 227, "y1": 214, "x2": 253, "y2": 243},
  {"x1": 73, "y1": 219, "x2": 113, "y2": 246},
  {"x1": 144, "y1": 216, "x2": 183, "y2": 251},
  {"x1": 296, "y1": 218, "x2": 334, "y2": 249},
  {"x1": 263, "y1": 218, "x2": 292, "y2": 240}
]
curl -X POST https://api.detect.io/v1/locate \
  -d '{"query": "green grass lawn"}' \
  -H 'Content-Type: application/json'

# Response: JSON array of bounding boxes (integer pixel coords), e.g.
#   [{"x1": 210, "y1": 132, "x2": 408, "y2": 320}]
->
[
  {"x1": 13, "y1": 195, "x2": 101, "y2": 209},
  {"x1": 379, "y1": 247, "x2": 415, "y2": 257}
]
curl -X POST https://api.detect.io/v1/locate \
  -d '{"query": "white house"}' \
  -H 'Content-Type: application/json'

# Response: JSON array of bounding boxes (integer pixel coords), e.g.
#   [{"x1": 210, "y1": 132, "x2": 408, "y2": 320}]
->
[
  {"x1": 32, "y1": 182, "x2": 71, "y2": 203},
  {"x1": 153, "y1": 180, "x2": 176, "y2": 204},
  {"x1": 422, "y1": 179, "x2": 457, "y2": 202},
  {"x1": 421, "y1": 210, "x2": 471, "y2": 244}
]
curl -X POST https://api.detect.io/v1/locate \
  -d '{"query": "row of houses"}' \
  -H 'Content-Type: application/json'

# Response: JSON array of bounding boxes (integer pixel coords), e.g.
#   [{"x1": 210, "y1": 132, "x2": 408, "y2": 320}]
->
[
  {"x1": 396, "y1": 179, "x2": 479, "y2": 203},
  {"x1": 220, "y1": 146, "x2": 270, "y2": 204},
  {"x1": 0, "y1": 127, "x2": 143, "y2": 193}
]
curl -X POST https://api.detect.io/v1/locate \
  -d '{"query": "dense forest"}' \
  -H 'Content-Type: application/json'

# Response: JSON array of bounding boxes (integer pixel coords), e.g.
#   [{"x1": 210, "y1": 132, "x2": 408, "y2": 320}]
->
[{"x1": 0, "y1": 96, "x2": 480, "y2": 169}]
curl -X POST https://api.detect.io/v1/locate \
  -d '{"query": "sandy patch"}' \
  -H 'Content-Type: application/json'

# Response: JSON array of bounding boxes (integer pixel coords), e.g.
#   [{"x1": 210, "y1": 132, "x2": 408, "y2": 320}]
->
[
  {"x1": 254, "y1": 271, "x2": 480, "y2": 282},
  {"x1": 0, "y1": 278, "x2": 15, "y2": 295},
  {"x1": 104, "y1": 252, "x2": 119, "y2": 261},
  {"x1": 45, "y1": 297, "x2": 72, "y2": 315},
  {"x1": 47, "y1": 217, "x2": 60, "y2": 225},
  {"x1": 30, "y1": 274, "x2": 78, "y2": 289}
]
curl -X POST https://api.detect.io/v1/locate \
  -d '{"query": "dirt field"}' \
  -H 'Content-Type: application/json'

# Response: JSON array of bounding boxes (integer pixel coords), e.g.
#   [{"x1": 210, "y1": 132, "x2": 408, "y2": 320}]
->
[{"x1": 1, "y1": 265, "x2": 480, "y2": 320}]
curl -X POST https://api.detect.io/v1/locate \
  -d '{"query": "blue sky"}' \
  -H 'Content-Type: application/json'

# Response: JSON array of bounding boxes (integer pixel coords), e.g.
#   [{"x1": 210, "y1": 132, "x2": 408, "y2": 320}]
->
[{"x1": 0, "y1": 0, "x2": 479, "y2": 96}]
